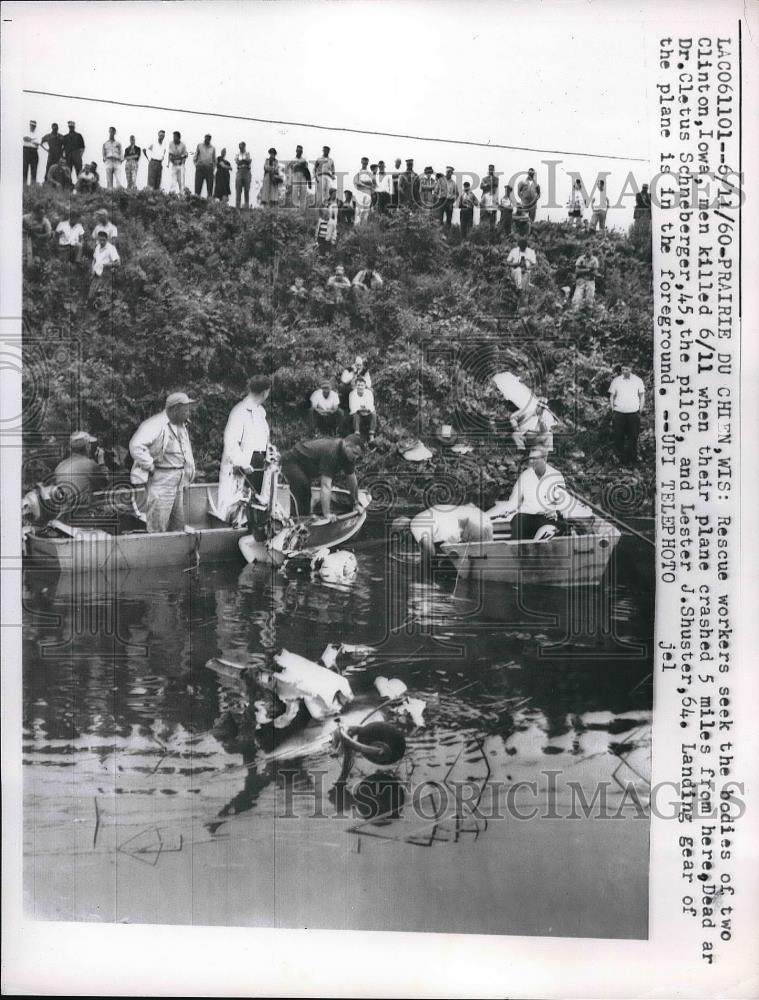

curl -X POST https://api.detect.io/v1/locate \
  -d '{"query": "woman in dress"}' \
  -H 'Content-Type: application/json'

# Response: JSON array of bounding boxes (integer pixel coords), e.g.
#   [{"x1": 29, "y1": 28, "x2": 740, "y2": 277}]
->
[
  {"x1": 214, "y1": 148, "x2": 232, "y2": 204},
  {"x1": 260, "y1": 147, "x2": 283, "y2": 208}
]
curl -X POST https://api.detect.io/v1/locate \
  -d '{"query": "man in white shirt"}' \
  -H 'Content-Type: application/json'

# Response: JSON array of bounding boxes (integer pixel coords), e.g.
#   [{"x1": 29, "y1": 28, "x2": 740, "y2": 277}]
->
[
  {"x1": 348, "y1": 377, "x2": 377, "y2": 440},
  {"x1": 375, "y1": 160, "x2": 393, "y2": 215},
  {"x1": 129, "y1": 392, "x2": 197, "y2": 532},
  {"x1": 168, "y1": 131, "x2": 188, "y2": 194},
  {"x1": 91, "y1": 209, "x2": 118, "y2": 243},
  {"x1": 309, "y1": 380, "x2": 343, "y2": 436},
  {"x1": 493, "y1": 447, "x2": 567, "y2": 541},
  {"x1": 144, "y1": 130, "x2": 167, "y2": 190},
  {"x1": 216, "y1": 375, "x2": 271, "y2": 521},
  {"x1": 23, "y1": 119, "x2": 40, "y2": 185},
  {"x1": 395, "y1": 504, "x2": 493, "y2": 561},
  {"x1": 102, "y1": 126, "x2": 123, "y2": 189},
  {"x1": 590, "y1": 179, "x2": 608, "y2": 232},
  {"x1": 609, "y1": 365, "x2": 645, "y2": 464},
  {"x1": 353, "y1": 157, "x2": 373, "y2": 225},
  {"x1": 510, "y1": 396, "x2": 557, "y2": 453},
  {"x1": 506, "y1": 238, "x2": 537, "y2": 292},
  {"x1": 55, "y1": 210, "x2": 84, "y2": 262},
  {"x1": 91, "y1": 231, "x2": 120, "y2": 276}
]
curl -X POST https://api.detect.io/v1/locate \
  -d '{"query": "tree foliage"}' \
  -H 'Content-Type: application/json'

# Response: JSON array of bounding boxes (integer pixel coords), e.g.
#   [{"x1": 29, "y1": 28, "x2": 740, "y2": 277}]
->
[{"x1": 22, "y1": 188, "x2": 655, "y2": 514}]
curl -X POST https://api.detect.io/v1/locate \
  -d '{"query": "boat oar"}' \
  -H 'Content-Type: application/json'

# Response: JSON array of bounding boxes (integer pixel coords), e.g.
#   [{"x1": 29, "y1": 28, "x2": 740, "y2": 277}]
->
[{"x1": 568, "y1": 487, "x2": 654, "y2": 549}]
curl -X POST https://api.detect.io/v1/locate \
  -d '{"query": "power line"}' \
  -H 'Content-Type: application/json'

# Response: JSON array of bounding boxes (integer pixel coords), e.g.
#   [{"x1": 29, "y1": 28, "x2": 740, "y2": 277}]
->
[{"x1": 23, "y1": 88, "x2": 648, "y2": 163}]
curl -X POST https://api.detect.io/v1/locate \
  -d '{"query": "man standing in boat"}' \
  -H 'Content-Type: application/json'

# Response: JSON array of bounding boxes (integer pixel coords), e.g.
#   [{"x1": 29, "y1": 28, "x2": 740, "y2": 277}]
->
[
  {"x1": 492, "y1": 446, "x2": 568, "y2": 541},
  {"x1": 129, "y1": 392, "x2": 197, "y2": 533},
  {"x1": 280, "y1": 434, "x2": 365, "y2": 522},
  {"x1": 216, "y1": 375, "x2": 272, "y2": 522}
]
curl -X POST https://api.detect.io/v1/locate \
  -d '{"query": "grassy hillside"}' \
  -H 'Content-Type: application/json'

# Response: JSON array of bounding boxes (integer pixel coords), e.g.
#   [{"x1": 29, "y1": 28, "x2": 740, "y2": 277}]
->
[{"x1": 22, "y1": 187, "x2": 654, "y2": 516}]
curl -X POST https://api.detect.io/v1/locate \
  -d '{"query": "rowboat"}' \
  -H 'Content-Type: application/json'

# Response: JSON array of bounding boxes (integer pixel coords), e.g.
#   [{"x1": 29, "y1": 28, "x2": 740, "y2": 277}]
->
[
  {"x1": 25, "y1": 481, "x2": 368, "y2": 573},
  {"x1": 440, "y1": 514, "x2": 621, "y2": 586}
]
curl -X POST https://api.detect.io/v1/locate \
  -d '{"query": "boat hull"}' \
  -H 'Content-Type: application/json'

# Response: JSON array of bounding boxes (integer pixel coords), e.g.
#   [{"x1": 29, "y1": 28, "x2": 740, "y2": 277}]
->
[
  {"x1": 25, "y1": 481, "x2": 368, "y2": 573},
  {"x1": 441, "y1": 522, "x2": 621, "y2": 586}
]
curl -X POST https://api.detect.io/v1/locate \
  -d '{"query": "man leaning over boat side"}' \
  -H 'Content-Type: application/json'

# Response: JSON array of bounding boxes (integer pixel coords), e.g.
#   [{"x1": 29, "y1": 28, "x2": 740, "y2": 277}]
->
[
  {"x1": 393, "y1": 504, "x2": 494, "y2": 562},
  {"x1": 489, "y1": 446, "x2": 568, "y2": 541},
  {"x1": 129, "y1": 391, "x2": 197, "y2": 533},
  {"x1": 216, "y1": 375, "x2": 271, "y2": 522}
]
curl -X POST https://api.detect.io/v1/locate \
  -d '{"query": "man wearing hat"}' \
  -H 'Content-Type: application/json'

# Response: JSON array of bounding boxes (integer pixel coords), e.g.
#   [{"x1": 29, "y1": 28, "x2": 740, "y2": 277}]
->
[
  {"x1": 280, "y1": 434, "x2": 365, "y2": 522},
  {"x1": 23, "y1": 119, "x2": 40, "y2": 185},
  {"x1": 400, "y1": 158, "x2": 419, "y2": 209},
  {"x1": 53, "y1": 431, "x2": 109, "y2": 511},
  {"x1": 62, "y1": 120, "x2": 86, "y2": 178},
  {"x1": 314, "y1": 146, "x2": 335, "y2": 207},
  {"x1": 193, "y1": 134, "x2": 217, "y2": 198},
  {"x1": 436, "y1": 166, "x2": 459, "y2": 230},
  {"x1": 517, "y1": 167, "x2": 541, "y2": 223},
  {"x1": 102, "y1": 126, "x2": 123, "y2": 189},
  {"x1": 129, "y1": 393, "x2": 197, "y2": 533}
]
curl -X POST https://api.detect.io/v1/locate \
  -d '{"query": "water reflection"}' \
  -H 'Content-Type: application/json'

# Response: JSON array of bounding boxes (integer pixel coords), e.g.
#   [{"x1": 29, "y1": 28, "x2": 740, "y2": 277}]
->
[{"x1": 23, "y1": 536, "x2": 653, "y2": 935}]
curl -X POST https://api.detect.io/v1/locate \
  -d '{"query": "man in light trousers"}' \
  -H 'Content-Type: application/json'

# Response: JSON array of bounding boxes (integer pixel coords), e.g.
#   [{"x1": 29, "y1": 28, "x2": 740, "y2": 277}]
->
[{"x1": 129, "y1": 391, "x2": 197, "y2": 533}]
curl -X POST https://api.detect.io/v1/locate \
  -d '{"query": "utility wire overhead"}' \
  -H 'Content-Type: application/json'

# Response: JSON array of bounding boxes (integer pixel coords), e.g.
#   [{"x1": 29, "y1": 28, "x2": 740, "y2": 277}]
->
[{"x1": 23, "y1": 88, "x2": 648, "y2": 163}]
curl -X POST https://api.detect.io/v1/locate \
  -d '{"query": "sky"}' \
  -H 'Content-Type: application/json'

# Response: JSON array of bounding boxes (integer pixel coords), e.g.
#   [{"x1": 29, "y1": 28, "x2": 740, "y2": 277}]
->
[{"x1": 5, "y1": 0, "x2": 654, "y2": 225}]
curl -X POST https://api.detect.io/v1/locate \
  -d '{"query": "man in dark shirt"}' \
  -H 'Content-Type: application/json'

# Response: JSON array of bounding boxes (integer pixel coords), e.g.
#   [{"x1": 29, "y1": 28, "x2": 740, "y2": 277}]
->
[
  {"x1": 53, "y1": 431, "x2": 109, "y2": 514},
  {"x1": 124, "y1": 135, "x2": 142, "y2": 189},
  {"x1": 62, "y1": 120, "x2": 86, "y2": 177},
  {"x1": 280, "y1": 434, "x2": 364, "y2": 521},
  {"x1": 338, "y1": 191, "x2": 356, "y2": 231},
  {"x1": 41, "y1": 123, "x2": 64, "y2": 179}
]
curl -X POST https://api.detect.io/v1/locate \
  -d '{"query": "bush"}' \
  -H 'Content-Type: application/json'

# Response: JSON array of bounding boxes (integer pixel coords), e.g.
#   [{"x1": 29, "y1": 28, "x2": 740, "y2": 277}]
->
[{"x1": 22, "y1": 188, "x2": 655, "y2": 512}]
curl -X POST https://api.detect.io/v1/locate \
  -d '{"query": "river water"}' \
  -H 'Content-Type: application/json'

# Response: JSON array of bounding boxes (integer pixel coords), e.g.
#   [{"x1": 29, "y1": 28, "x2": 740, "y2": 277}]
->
[{"x1": 22, "y1": 531, "x2": 653, "y2": 938}]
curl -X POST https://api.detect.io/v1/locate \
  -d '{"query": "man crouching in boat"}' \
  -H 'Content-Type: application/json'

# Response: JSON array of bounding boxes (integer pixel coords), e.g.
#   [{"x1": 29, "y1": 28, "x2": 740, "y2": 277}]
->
[
  {"x1": 394, "y1": 504, "x2": 494, "y2": 564},
  {"x1": 280, "y1": 434, "x2": 365, "y2": 522},
  {"x1": 129, "y1": 391, "x2": 197, "y2": 533},
  {"x1": 491, "y1": 446, "x2": 568, "y2": 540}
]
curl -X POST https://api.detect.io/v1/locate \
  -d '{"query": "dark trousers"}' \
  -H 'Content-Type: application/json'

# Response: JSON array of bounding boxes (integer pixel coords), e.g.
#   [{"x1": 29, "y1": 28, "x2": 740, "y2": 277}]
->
[
  {"x1": 23, "y1": 148, "x2": 38, "y2": 184},
  {"x1": 511, "y1": 512, "x2": 553, "y2": 541},
  {"x1": 612, "y1": 411, "x2": 641, "y2": 463},
  {"x1": 501, "y1": 207, "x2": 513, "y2": 236},
  {"x1": 45, "y1": 155, "x2": 60, "y2": 180},
  {"x1": 460, "y1": 208, "x2": 474, "y2": 239},
  {"x1": 440, "y1": 198, "x2": 454, "y2": 229},
  {"x1": 376, "y1": 191, "x2": 391, "y2": 215},
  {"x1": 148, "y1": 159, "x2": 163, "y2": 190},
  {"x1": 280, "y1": 459, "x2": 312, "y2": 520},
  {"x1": 353, "y1": 410, "x2": 377, "y2": 438},
  {"x1": 310, "y1": 409, "x2": 343, "y2": 435},
  {"x1": 235, "y1": 171, "x2": 251, "y2": 208},
  {"x1": 68, "y1": 150, "x2": 83, "y2": 177},
  {"x1": 195, "y1": 164, "x2": 214, "y2": 197}
]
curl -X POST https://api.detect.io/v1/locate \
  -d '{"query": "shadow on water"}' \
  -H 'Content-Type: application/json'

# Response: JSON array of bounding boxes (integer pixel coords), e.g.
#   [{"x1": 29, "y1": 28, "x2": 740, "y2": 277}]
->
[{"x1": 22, "y1": 531, "x2": 654, "y2": 935}]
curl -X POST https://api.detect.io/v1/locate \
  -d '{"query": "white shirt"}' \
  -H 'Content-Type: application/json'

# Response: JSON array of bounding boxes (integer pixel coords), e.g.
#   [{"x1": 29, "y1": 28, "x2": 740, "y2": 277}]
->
[
  {"x1": 506, "y1": 247, "x2": 537, "y2": 269},
  {"x1": 348, "y1": 388, "x2": 375, "y2": 415},
  {"x1": 410, "y1": 504, "x2": 491, "y2": 546},
  {"x1": 310, "y1": 389, "x2": 340, "y2": 413},
  {"x1": 515, "y1": 406, "x2": 557, "y2": 435},
  {"x1": 147, "y1": 141, "x2": 167, "y2": 163},
  {"x1": 341, "y1": 368, "x2": 372, "y2": 388},
  {"x1": 92, "y1": 221, "x2": 118, "y2": 241},
  {"x1": 592, "y1": 189, "x2": 609, "y2": 210},
  {"x1": 24, "y1": 127, "x2": 40, "y2": 149},
  {"x1": 129, "y1": 411, "x2": 195, "y2": 484},
  {"x1": 609, "y1": 374, "x2": 645, "y2": 413},
  {"x1": 504, "y1": 465, "x2": 567, "y2": 516},
  {"x1": 222, "y1": 395, "x2": 270, "y2": 467},
  {"x1": 92, "y1": 242, "x2": 120, "y2": 276},
  {"x1": 56, "y1": 220, "x2": 84, "y2": 246},
  {"x1": 375, "y1": 172, "x2": 393, "y2": 195}
]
